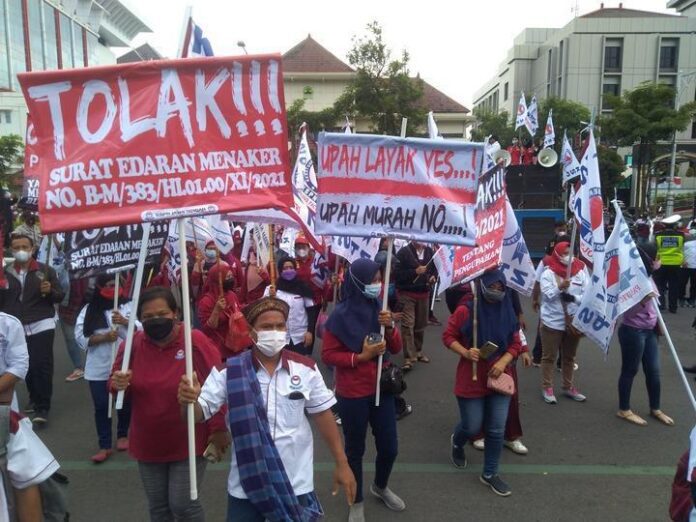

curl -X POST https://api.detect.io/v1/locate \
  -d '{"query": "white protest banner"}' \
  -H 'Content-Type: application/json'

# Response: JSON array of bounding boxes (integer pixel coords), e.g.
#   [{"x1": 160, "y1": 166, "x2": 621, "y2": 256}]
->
[
  {"x1": 331, "y1": 235, "x2": 381, "y2": 264},
  {"x1": 290, "y1": 126, "x2": 322, "y2": 251},
  {"x1": 316, "y1": 133, "x2": 482, "y2": 245},
  {"x1": 205, "y1": 215, "x2": 234, "y2": 254},
  {"x1": 574, "y1": 130, "x2": 605, "y2": 269},
  {"x1": 499, "y1": 199, "x2": 536, "y2": 296},
  {"x1": 525, "y1": 95, "x2": 539, "y2": 136},
  {"x1": 432, "y1": 245, "x2": 455, "y2": 294},
  {"x1": 515, "y1": 92, "x2": 527, "y2": 130},
  {"x1": 573, "y1": 202, "x2": 653, "y2": 353},
  {"x1": 562, "y1": 131, "x2": 582, "y2": 183},
  {"x1": 239, "y1": 222, "x2": 254, "y2": 263},
  {"x1": 252, "y1": 223, "x2": 272, "y2": 269},
  {"x1": 543, "y1": 110, "x2": 555, "y2": 148},
  {"x1": 280, "y1": 227, "x2": 298, "y2": 256}
]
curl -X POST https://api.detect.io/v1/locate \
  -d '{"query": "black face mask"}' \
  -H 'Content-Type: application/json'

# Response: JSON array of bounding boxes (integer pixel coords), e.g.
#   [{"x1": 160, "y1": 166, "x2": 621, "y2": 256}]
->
[
  {"x1": 222, "y1": 279, "x2": 235, "y2": 292},
  {"x1": 143, "y1": 317, "x2": 175, "y2": 341}
]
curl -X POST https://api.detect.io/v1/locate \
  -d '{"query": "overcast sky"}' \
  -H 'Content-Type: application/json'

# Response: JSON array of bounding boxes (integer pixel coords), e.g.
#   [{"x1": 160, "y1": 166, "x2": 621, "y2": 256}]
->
[{"x1": 123, "y1": 0, "x2": 674, "y2": 109}]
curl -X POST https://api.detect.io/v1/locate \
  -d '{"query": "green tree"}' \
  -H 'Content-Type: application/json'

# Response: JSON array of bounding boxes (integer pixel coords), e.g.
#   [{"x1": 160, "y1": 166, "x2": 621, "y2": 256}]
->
[
  {"x1": 286, "y1": 99, "x2": 339, "y2": 137},
  {"x1": 597, "y1": 145, "x2": 625, "y2": 200},
  {"x1": 0, "y1": 134, "x2": 23, "y2": 190},
  {"x1": 601, "y1": 82, "x2": 696, "y2": 210},
  {"x1": 469, "y1": 109, "x2": 515, "y2": 145},
  {"x1": 334, "y1": 21, "x2": 425, "y2": 136}
]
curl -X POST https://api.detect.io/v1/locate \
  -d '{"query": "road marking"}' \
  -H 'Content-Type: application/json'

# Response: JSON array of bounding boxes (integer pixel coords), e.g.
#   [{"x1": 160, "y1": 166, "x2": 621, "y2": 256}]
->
[{"x1": 58, "y1": 460, "x2": 674, "y2": 476}]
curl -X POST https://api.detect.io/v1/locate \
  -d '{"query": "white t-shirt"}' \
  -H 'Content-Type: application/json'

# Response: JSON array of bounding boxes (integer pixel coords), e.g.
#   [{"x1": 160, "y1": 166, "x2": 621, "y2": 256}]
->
[
  {"x1": 263, "y1": 288, "x2": 313, "y2": 345},
  {"x1": 684, "y1": 241, "x2": 696, "y2": 269},
  {"x1": 198, "y1": 351, "x2": 336, "y2": 499},
  {"x1": 534, "y1": 259, "x2": 546, "y2": 282},
  {"x1": 75, "y1": 302, "x2": 139, "y2": 381},
  {"x1": 540, "y1": 266, "x2": 589, "y2": 331}
]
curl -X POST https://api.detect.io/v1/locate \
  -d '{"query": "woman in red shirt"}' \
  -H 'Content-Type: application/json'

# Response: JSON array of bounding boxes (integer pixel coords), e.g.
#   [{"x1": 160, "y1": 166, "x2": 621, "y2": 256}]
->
[
  {"x1": 442, "y1": 269, "x2": 522, "y2": 498},
  {"x1": 322, "y1": 258, "x2": 405, "y2": 521},
  {"x1": 197, "y1": 261, "x2": 247, "y2": 360},
  {"x1": 110, "y1": 286, "x2": 228, "y2": 521}
]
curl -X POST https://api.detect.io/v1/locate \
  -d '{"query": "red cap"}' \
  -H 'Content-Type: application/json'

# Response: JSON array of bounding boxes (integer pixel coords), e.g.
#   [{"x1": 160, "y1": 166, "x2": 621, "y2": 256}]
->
[{"x1": 294, "y1": 234, "x2": 310, "y2": 246}]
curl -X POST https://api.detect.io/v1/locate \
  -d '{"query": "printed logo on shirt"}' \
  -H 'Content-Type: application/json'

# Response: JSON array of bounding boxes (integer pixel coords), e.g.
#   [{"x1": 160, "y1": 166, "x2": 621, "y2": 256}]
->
[
  {"x1": 290, "y1": 375, "x2": 302, "y2": 389},
  {"x1": 175, "y1": 349, "x2": 185, "y2": 360}
]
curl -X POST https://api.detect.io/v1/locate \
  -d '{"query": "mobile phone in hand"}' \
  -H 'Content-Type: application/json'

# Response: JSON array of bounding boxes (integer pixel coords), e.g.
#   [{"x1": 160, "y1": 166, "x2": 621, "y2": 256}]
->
[{"x1": 367, "y1": 332, "x2": 383, "y2": 344}]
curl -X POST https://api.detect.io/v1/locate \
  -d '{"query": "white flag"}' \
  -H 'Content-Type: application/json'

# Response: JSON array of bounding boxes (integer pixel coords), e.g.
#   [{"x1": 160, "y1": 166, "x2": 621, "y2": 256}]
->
[
  {"x1": 561, "y1": 132, "x2": 581, "y2": 183},
  {"x1": 239, "y1": 222, "x2": 254, "y2": 263},
  {"x1": 543, "y1": 109, "x2": 555, "y2": 148},
  {"x1": 205, "y1": 215, "x2": 234, "y2": 254},
  {"x1": 575, "y1": 130, "x2": 605, "y2": 269},
  {"x1": 572, "y1": 202, "x2": 654, "y2": 353},
  {"x1": 515, "y1": 92, "x2": 527, "y2": 130},
  {"x1": 331, "y1": 236, "x2": 381, "y2": 264},
  {"x1": 427, "y1": 111, "x2": 442, "y2": 140},
  {"x1": 500, "y1": 200, "x2": 536, "y2": 296},
  {"x1": 343, "y1": 116, "x2": 352, "y2": 134},
  {"x1": 280, "y1": 227, "x2": 298, "y2": 256},
  {"x1": 525, "y1": 95, "x2": 538, "y2": 136},
  {"x1": 290, "y1": 126, "x2": 322, "y2": 251},
  {"x1": 432, "y1": 245, "x2": 455, "y2": 295},
  {"x1": 252, "y1": 223, "x2": 272, "y2": 270}
]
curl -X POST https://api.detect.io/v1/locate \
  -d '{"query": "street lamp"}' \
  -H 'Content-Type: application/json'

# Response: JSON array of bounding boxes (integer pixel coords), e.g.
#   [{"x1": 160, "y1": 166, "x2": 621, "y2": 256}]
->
[{"x1": 237, "y1": 41, "x2": 248, "y2": 55}]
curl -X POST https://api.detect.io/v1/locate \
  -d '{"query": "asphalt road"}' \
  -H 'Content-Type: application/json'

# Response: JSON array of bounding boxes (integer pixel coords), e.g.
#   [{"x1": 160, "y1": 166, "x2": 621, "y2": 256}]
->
[{"x1": 19, "y1": 297, "x2": 696, "y2": 522}]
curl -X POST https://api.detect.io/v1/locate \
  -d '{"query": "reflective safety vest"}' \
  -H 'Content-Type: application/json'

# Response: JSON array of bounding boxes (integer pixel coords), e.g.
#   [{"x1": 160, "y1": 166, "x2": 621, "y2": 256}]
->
[{"x1": 656, "y1": 232, "x2": 684, "y2": 266}]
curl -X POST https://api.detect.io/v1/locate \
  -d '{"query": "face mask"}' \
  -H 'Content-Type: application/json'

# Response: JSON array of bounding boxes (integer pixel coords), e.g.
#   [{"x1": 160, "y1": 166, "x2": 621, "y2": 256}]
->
[
  {"x1": 100, "y1": 287, "x2": 123, "y2": 300},
  {"x1": 222, "y1": 279, "x2": 235, "y2": 292},
  {"x1": 204, "y1": 249, "x2": 217, "y2": 260},
  {"x1": 482, "y1": 285, "x2": 505, "y2": 303},
  {"x1": 559, "y1": 255, "x2": 571, "y2": 265},
  {"x1": 12, "y1": 251, "x2": 31, "y2": 263},
  {"x1": 143, "y1": 317, "x2": 175, "y2": 341},
  {"x1": 254, "y1": 330, "x2": 286, "y2": 357},
  {"x1": 281, "y1": 269, "x2": 297, "y2": 281},
  {"x1": 296, "y1": 248, "x2": 309, "y2": 258},
  {"x1": 362, "y1": 283, "x2": 382, "y2": 300}
]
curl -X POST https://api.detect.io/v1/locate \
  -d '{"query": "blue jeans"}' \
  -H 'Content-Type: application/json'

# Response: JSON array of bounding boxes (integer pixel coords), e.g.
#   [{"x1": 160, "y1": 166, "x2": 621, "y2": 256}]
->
[
  {"x1": 88, "y1": 380, "x2": 131, "y2": 449},
  {"x1": 226, "y1": 493, "x2": 314, "y2": 522},
  {"x1": 336, "y1": 394, "x2": 398, "y2": 504},
  {"x1": 617, "y1": 325, "x2": 661, "y2": 411},
  {"x1": 59, "y1": 320, "x2": 83, "y2": 369},
  {"x1": 453, "y1": 394, "x2": 511, "y2": 477}
]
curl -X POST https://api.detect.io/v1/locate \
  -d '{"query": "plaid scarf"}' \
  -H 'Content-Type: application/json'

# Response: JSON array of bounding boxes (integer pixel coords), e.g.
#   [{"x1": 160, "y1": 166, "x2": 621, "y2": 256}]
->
[{"x1": 226, "y1": 351, "x2": 323, "y2": 521}]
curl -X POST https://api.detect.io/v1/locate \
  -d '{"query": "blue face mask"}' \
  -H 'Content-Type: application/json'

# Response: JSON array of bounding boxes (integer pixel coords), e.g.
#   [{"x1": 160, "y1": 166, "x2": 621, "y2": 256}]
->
[{"x1": 362, "y1": 283, "x2": 382, "y2": 300}]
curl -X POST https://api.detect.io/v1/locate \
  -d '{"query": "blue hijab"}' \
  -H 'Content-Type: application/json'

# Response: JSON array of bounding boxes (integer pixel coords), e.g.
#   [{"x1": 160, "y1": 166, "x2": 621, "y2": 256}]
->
[
  {"x1": 324, "y1": 258, "x2": 381, "y2": 353},
  {"x1": 460, "y1": 269, "x2": 519, "y2": 358}
]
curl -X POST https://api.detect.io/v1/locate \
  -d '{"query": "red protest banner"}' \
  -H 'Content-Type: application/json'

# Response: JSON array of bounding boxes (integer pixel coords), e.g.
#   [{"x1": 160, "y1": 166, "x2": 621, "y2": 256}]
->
[
  {"x1": 450, "y1": 163, "x2": 507, "y2": 285},
  {"x1": 18, "y1": 55, "x2": 292, "y2": 233}
]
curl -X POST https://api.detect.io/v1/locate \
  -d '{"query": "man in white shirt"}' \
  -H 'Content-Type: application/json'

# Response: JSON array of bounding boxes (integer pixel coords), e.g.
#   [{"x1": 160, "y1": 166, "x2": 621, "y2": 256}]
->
[{"x1": 178, "y1": 296, "x2": 356, "y2": 521}]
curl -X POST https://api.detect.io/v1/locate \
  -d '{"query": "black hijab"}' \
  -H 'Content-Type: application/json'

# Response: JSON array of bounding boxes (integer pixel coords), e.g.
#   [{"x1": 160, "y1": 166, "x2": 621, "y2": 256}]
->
[
  {"x1": 275, "y1": 256, "x2": 314, "y2": 299},
  {"x1": 82, "y1": 273, "x2": 130, "y2": 337}
]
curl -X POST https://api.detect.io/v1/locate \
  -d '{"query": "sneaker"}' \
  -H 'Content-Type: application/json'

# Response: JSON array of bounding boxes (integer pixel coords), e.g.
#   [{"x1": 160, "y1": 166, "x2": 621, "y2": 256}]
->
[
  {"x1": 369, "y1": 484, "x2": 406, "y2": 511},
  {"x1": 542, "y1": 387, "x2": 557, "y2": 404},
  {"x1": 563, "y1": 387, "x2": 587, "y2": 402},
  {"x1": 450, "y1": 434, "x2": 467, "y2": 468},
  {"x1": 32, "y1": 411, "x2": 48, "y2": 425},
  {"x1": 397, "y1": 404, "x2": 412, "y2": 421},
  {"x1": 532, "y1": 360, "x2": 541, "y2": 368},
  {"x1": 574, "y1": 362, "x2": 579, "y2": 371},
  {"x1": 348, "y1": 502, "x2": 365, "y2": 522},
  {"x1": 472, "y1": 438, "x2": 485, "y2": 451},
  {"x1": 480, "y1": 474, "x2": 512, "y2": 497},
  {"x1": 65, "y1": 368, "x2": 84, "y2": 382},
  {"x1": 333, "y1": 412, "x2": 342, "y2": 425},
  {"x1": 504, "y1": 439, "x2": 529, "y2": 455},
  {"x1": 23, "y1": 402, "x2": 35, "y2": 414}
]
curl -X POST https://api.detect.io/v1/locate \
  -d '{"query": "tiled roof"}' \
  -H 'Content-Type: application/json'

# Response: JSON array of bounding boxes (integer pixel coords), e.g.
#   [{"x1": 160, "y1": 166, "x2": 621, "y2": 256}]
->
[
  {"x1": 117, "y1": 43, "x2": 163, "y2": 64},
  {"x1": 282, "y1": 35, "x2": 353, "y2": 73},
  {"x1": 419, "y1": 79, "x2": 469, "y2": 114},
  {"x1": 580, "y1": 7, "x2": 678, "y2": 18}
]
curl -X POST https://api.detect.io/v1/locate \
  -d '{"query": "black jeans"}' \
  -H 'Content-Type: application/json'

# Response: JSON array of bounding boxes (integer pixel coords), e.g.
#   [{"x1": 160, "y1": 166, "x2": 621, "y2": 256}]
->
[
  {"x1": 656, "y1": 265, "x2": 681, "y2": 310},
  {"x1": 336, "y1": 394, "x2": 398, "y2": 503},
  {"x1": 25, "y1": 329, "x2": 55, "y2": 412}
]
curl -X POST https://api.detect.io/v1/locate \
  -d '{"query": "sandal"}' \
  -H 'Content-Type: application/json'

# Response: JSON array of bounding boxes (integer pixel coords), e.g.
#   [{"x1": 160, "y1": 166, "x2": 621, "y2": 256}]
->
[
  {"x1": 650, "y1": 409, "x2": 675, "y2": 426},
  {"x1": 616, "y1": 410, "x2": 647, "y2": 426},
  {"x1": 401, "y1": 362, "x2": 413, "y2": 372},
  {"x1": 417, "y1": 355, "x2": 430, "y2": 363}
]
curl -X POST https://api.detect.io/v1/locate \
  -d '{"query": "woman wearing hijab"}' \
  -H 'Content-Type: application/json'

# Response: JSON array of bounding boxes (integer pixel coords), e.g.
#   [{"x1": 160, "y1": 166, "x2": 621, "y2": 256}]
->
[
  {"x1": 110, "y1": 286, "x2": 229, "y2": 521},
  {"x1": 443, "y1": 269, "x2": 523, "y2": 497},
  {"x1": 539, "y1": 241, "x2": 589, "y2": 404},
  {"x1": 264, "y1": 256, "x2": 316, "y2": 356},
  {"x1": 75, "y1": 273, "x2": 138, "y2": 463},
  {"x1": 197, "y1": 260, "x2": 247, "y2": 360},
  {"x1": 322, "y1": 258, "x2": 405, "y2": 522},
  {"x1": 242, "y1": 247, "x2": 270, "y2": 304},
  {"x1": 617, "y1": 246, "x2": 674, "y2": 426}
]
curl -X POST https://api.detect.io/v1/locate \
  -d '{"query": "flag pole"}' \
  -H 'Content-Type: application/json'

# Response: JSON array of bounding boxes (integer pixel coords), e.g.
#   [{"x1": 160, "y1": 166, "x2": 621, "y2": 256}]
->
[
  {"x1": 566, "y1": 219, "x2": 577, "y2": 281},
  {"x1": 178, "y1": 218, "x2": 198, "y2": 501},
  {"x1": 177, "y1": 5, "x2": 193, "y2": 59},
  {"x1": 108, "y1": 272, "x2": 119, "y2": 420},
  {"x1": 268, "y1": 225, "x2": 276, "y2": 296},
  {"x1": 470, "y1": 280, "x2": 478, "y2": 381},
  {"x1": 653, "y1": 297, "x2": 696, "y2": 415}
]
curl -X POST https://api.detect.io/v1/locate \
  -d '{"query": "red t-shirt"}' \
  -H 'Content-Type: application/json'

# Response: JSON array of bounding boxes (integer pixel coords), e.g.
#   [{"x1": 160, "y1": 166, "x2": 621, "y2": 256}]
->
[
  {"x1": 321, "y1": 327, "x2": 402, "y2": 399},
  {"x1": 109, "y1": 328, "x2": 227, "y2": 463},
  {"x1": 442, "y1": 305, "x2": 522, "y2": 398}
]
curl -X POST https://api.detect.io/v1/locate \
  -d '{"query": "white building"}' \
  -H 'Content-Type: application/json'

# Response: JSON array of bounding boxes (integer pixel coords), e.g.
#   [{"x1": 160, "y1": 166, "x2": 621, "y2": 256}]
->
[
  {"x1": 0, "y1": 0, "x2": 152, "y2": 139},
  {"x1": 472, "y1": 3, "x2": 696, "y2": 142}
]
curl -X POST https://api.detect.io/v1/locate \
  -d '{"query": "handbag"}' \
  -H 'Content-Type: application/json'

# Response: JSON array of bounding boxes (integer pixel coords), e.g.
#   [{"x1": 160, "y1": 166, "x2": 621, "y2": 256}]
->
[
  {"x1": 487, "y1": 372, "x2": 515, "y2": 396},
  {"x1": 380, "y1": 365, "x2": 407, "y2": 395}
]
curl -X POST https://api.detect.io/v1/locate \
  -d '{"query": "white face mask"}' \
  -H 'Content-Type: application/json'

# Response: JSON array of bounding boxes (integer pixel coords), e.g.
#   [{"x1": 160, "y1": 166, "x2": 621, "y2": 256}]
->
[
  {"x1": 559, "y1": 254, "x2": 571, "y2": 265},
  {"x1": 254, "y1": 330, "x2": 286, "y2": 357},
  {"x1": 13, "y1": 251, "x2": 31, "y2": 263},
  {"x1": 296, "y1": 248, "x2": 309, "y2": 258}
]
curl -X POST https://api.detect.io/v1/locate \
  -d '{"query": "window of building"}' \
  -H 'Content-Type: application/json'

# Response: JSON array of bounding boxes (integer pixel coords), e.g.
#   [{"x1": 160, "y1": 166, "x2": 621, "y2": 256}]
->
[
  {"x1": 8, "y1": 0, "x2": 26, "y2": 83},
  {"x1": 43, "y1": 2, "x2": 58, "y2": 70},
  {"x1": 604, "y1": 38, "x2": 622, "y2": 72},
  {"x1": 558, "y1": 40, "x2": 564, "y2": 72},
  {"x1": 28, "y1": 0, "x2": 44, "y2": 71},
  {"x1": 0, "y1": 0, "x2": 9, "y2": 89},
  {"x1": 72, "y1": 22, "x2": 84, "y2": 67},
  {"x1": 503, "y1": 82, "x2": 509, "y2": 101},
  {"x1": 86, "y1": 31, "x2": 99, "y2": 66},
  {"x1": 59, "y1": 13, "x2": 73, "y2": 68},
  {"x1": 660, "y1": 38, "x2": 679, "y2": 72},
  {"x1": 602, "y1": 77, "x2": 621, "y2": 111},
  {"x1": 0, "y1": 110, "x2": 11, "y2": 124}
]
